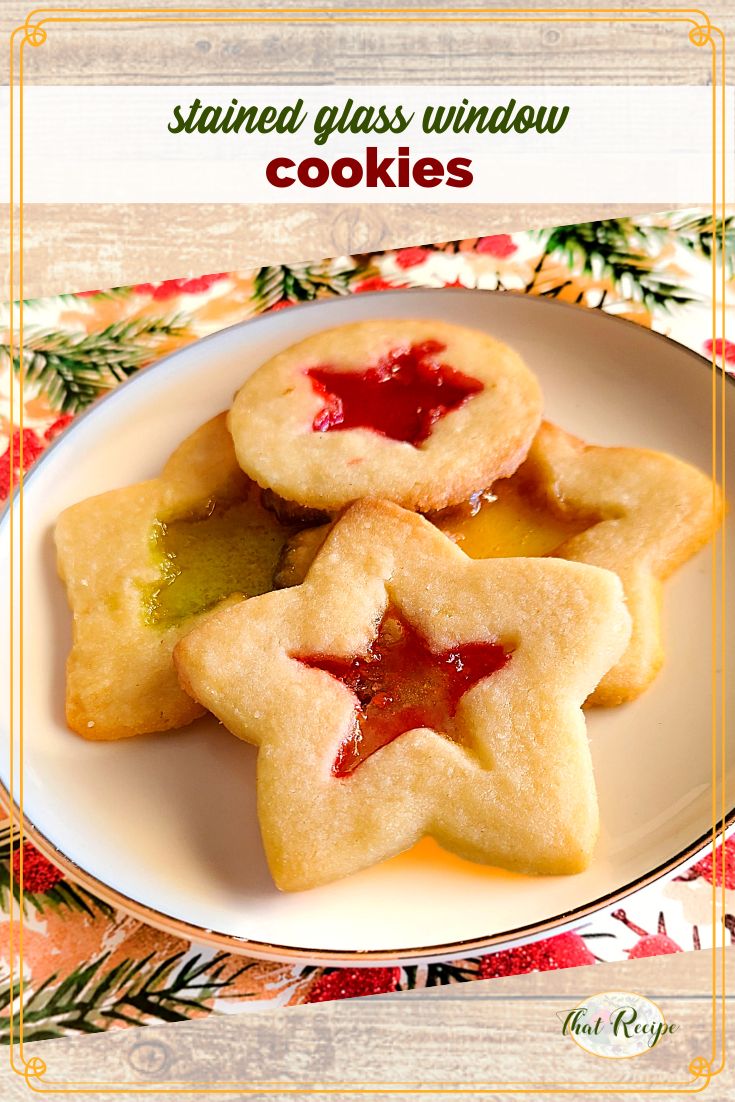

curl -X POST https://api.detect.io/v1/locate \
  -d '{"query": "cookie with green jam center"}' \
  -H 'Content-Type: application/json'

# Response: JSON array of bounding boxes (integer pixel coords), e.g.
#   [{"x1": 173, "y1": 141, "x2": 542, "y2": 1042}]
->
[{"x1": 55, "y1": 413, "x2": 299, "y2": 739}]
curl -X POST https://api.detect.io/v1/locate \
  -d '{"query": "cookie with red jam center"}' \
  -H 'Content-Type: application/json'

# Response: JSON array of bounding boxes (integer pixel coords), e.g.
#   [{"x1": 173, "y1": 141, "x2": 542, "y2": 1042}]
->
[
  {"x1": 227, "y1": 319, "x2": 543, "y2": 512},
  {"x1": 297, "y1": 606, "x2": 511, "y2": 777},
  {"x1": 273, "y1": 421, "x2": 724, "y2": 709},
  {"x1": 174, "y1": 499, "x2": 631, "y2": 891}
]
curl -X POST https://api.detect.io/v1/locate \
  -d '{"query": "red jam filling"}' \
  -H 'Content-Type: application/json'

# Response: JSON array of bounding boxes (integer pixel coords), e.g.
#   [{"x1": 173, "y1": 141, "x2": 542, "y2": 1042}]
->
[
  {"x1": 306, "y1": 340, "x2": 484, "y2": 447},
  {"x1": 295, "y1": 608, "x2": 509, "y2": 777}
]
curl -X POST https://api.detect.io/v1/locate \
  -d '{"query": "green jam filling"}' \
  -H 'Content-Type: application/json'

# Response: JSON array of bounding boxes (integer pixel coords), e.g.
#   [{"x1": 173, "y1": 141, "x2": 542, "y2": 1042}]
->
[{"x1": 143, "y1": 490, "x2": 294, "y2": 628}]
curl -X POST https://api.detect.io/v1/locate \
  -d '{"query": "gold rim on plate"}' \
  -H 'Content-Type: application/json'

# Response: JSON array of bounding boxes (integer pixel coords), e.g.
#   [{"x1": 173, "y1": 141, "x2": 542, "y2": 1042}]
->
[{"x1": 2, "y1": 289, "x2": 731, "y2": 964}]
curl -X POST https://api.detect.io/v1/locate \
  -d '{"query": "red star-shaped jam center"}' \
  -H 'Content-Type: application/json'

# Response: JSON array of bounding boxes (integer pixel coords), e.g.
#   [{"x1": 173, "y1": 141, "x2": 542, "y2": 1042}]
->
[
  {"x1": 295, "y1": 606, "x2": 509, "y2": 776},
  {"x1": 306, "y1": 340, "x2": 484, "y2": 447}
]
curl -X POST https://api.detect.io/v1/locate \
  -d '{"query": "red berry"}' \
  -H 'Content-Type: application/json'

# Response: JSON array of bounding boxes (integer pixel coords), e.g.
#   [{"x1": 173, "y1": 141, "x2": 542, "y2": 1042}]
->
[
  {"x1": 11, "y1": 842, "x2": 65, "y2": 894},
  {"x1": 134, "y1": 273, "x2": 228, "y2": 300},
  {"x1": 45, "y1": 413, "x2": 74, "y2": 443},
  {"x1": 306, "y1": 967, "x2": 401, "y2": 1002},
  {"x1": 627, "y1": 934, "x2": 682, "y2": 959},
  {"x1": 354, "y1": 276, "x2": 408, "y2": 294},
  {"x1": 171, "y1": 273, "x2": 229, "y2": 296},
  {"x1": 689, "y1": 840, "x2": 735, "y2": 889},
  {"x1": 475, "y1": 234, "x2": 518, "y2": 259},
  {"x1": 703, "y1": 338, "x2": 735, "y2": 364},
  {"x1": 478, "y1": 931, "x2": 595, "y2": 978},
  {"x1": 394, "y1": 247, "x2": 431, "y2": 270},
  {"x1": 0, "y1": 429, "x2": 45, "y2": 499}
]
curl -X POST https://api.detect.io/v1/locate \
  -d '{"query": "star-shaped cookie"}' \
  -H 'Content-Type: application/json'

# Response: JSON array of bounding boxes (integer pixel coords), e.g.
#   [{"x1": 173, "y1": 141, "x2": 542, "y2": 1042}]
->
[
  {"x1": 55, "y1": 414, "x2": 297, "y2": 739},
  {"x1": 274, "y1": 420, "x2": 722, "y2": 708},
  {"x1": 174, "y1": 499, "x2": 631, "y2": 891},
  {"x1": 513, "y1": 422, "x2": 723, "y2": 705}
]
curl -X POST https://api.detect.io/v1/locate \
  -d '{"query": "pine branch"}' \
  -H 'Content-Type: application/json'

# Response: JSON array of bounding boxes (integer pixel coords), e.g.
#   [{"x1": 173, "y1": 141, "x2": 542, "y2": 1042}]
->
[
  {"x1": 8, "y1": 287, "x2": 132, "y2": 311},
  {"x1": 1, "y1": 315, "x2": 190, "y2": 414},
  {"x1": 17, "y1": 293, "x2": 78, "y2": 310},
  {"x1": 74, "y1": 286, "x2": 134, "y2": 302},
  {"x1": 252, "y1": 261, "x2": 359, "y2": 311},
  {"x1": 669, "y1": 212, "x2": 735, "y2": 277},
  {"x1": 0, "y1": 949, "x2": 253, "y2": 1041},
  {"x1": 530, "y1": 219, "x2": 698, "y2": 312},
  {"x1": 0, "y1": 825, "x2": 114, "y2": 920}
]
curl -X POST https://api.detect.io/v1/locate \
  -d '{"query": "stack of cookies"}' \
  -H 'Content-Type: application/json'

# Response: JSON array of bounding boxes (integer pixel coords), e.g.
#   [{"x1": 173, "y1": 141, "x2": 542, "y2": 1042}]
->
[{"x1": 56, "y1": 318, "x2": 723, "y2": 890}]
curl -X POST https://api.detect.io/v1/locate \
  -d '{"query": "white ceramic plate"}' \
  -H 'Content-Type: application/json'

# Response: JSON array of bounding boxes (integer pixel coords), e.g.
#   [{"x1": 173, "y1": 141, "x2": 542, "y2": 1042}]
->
[{"x1": 1, "y1": 289, "x2": 732, "y2": 964}]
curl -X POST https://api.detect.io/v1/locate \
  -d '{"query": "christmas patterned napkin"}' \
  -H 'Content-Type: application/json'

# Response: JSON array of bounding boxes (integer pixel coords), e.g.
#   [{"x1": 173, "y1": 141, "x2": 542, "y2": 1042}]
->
[{"x1": 1, "y1": 211, "x2": 733, "y2": 1041}]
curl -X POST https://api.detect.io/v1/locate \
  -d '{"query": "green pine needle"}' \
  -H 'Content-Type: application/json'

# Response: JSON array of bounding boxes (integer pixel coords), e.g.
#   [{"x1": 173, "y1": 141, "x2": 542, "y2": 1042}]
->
[
  {"x1": 0, "y1": 949, "x2": 255, "y2": 1041},
  {"x1": 669, "y1": 212, "x2": 735, "y2": 277},
  {"x1": 1, "y1": 315, "x2": 190, "y2": 414},
  {"x1": 252, "y1": 261, "x2": 359, "y2": 312},
  {"x1": 0, "y1": 825, "x2": 114, "y2": 920},
  {"x1": 530, "y1": 218, "x2": 699, "y2": 312},
  {"x1": 0, "y1": 828, "x2": 257, "y2": 1041}
]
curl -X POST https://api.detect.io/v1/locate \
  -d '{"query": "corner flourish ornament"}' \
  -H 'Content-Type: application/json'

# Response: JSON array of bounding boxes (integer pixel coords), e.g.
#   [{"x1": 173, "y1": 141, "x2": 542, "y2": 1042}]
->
[
  {"x1": 22, "y1": 1055, "x2": 47, "y2": 1085},
  {"x1": 688, "y1": 1054, "x2": 713, "y2": 1087},
  {"x1": 688, "y1": 13, "x2": 713, "y2": 48},
  {"x1": 21, "y1": 21, "x2": 47, "y2": 48}
]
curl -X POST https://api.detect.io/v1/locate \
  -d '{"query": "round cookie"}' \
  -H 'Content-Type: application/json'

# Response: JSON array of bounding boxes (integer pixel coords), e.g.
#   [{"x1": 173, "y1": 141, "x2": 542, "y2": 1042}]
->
[{"x1": 228, "y1": 318, "x2": 543, "y2": 512}]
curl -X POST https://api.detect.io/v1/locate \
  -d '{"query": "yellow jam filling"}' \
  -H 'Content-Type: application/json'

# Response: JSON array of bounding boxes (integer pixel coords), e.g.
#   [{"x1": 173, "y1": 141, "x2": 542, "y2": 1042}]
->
[
  {"x1": 435, "y1": 480, "x2": 589, "y2": 559},
  {"x1": 143, "y1": 489, "x2": 294, "y2": 628}
]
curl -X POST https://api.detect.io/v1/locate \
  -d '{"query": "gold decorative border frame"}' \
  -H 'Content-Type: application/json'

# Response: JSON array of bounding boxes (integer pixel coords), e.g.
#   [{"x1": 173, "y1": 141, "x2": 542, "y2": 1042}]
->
[{"x1": 4, "y1": 5, "x2": 729, "y2": 1094}]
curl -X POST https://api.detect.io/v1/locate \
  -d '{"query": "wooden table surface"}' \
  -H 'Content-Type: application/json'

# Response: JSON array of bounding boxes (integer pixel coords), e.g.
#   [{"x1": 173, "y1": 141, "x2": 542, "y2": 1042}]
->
[{"x1": 3, "y1": 0, "x2": 732, "y2": 299}]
